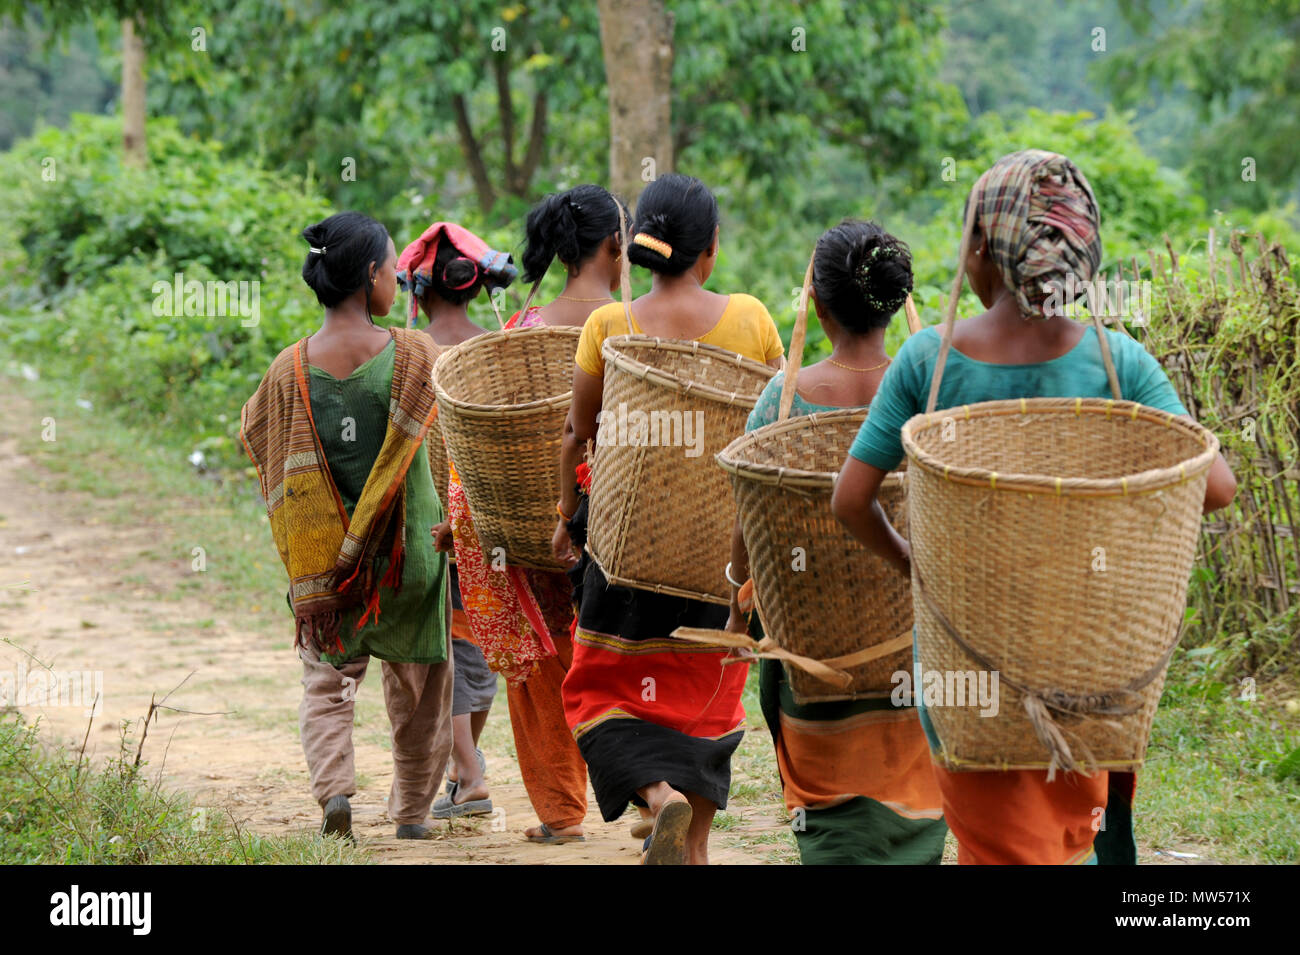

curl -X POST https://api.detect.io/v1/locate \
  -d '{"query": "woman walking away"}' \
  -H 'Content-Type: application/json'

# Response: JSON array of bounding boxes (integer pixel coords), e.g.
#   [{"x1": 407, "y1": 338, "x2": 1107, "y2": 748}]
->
[
  {"x1": 555, "y1": 173, "x2": 785, "y2": 864},
  {"x1": 731, "y1": 220, "x2": 947, "y2": 864},
  {"x1": 240, "y1": 212, "x2": 453, "y2": 841},
  {"x1": 396, "y1": 221, "x2": 518, "y2": 819},
  {"x1": 831, "y1": 150, "x2": 1237, "y2": 865},
  {"x1": 437, "y1": 187, "x2": 626, "y2": 845}
]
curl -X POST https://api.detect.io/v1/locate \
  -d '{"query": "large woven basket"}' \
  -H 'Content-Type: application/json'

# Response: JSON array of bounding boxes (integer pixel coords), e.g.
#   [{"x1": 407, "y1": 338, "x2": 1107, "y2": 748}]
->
[
  {"x1": 903, "y1": 212, "x2": 1219, "y2": 774},
  {"x1": 716, "y1": 262, "x2": 923, "y2": 700},
  {"x1": 721, "y1": 411, "x2": 912, "y2": 701},
  {"x1": 433, "y1": 325, "x2": 582, "y2": 571},
  {"x1": 585, "y1": 335, "x2": 775, "y2": 604}
]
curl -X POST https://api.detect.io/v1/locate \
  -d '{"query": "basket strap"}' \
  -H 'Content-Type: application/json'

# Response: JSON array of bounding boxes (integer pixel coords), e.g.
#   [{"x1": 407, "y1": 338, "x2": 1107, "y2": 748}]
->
[
  {"x1": 616, "y1": 201, "x2": 637, "y2": 335},
  {"x1": 517, "y1": 277, "x2": 544, "y2": 324},
  {"x1": 904, "y1": 294, "x2": 923, "y2": 335},
  {"x1": 925, "y1": 192, "x2": 979, "y2": 415},
  {"x1": 778, "y1": 255, "x2": 816, "y2": 422},
  {"x1": 485, "y1": 285, "x2": 507, "y2": 329},
  {"x1": 671, "y1": 626, "x2": 912, "y2": 688},
  {"x1": 1089, "y1": 309, "x2": 1122, "y2": 401},
  {"x1": 925, "y1": 178, "x2": 1122, "y2": 412},
  {"x1": 912, "y1": 570, "x2": 1182, "y2": 778}
]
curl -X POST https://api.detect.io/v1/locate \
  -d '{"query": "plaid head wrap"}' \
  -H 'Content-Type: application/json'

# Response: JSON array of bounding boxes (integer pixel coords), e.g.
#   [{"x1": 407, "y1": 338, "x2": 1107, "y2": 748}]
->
[
  {"x1": 396, "y1": 221, "x2": 518, "y2": 326},
  {"x1": 967, "y1": 149, "x2": 1101, "y2": 319}
]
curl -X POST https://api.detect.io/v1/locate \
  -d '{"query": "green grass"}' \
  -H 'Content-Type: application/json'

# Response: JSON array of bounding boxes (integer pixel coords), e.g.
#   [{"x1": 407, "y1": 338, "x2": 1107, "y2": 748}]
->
[
  {"x1": 1135, "y1": 663, "x2": 1300, "y2": 863},
  {"x1": 0, "y1": 712, "x2": 366, "y2": 864}
]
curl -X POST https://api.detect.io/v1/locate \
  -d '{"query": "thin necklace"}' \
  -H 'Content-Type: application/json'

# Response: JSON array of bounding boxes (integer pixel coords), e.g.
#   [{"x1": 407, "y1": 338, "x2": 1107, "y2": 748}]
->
[
  {"x1": 827, "y1": 356, "x2": 890, "y2": 373},
  {"x1": 557, "y1": 293, "x2": 613, "y2": 302}
]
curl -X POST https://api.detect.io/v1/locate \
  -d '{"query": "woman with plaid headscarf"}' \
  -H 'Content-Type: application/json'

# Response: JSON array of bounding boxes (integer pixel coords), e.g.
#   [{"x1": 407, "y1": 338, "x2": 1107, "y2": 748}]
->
[{"x1": 831, "y1": 150, "x2": 1237, "y2": 864}]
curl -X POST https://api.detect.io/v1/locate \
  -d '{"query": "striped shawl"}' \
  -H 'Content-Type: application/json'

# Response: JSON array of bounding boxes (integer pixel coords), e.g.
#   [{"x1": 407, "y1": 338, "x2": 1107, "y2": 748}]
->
[{"x1": 240, "y1": 327, "x2": 439, "y2": 653}]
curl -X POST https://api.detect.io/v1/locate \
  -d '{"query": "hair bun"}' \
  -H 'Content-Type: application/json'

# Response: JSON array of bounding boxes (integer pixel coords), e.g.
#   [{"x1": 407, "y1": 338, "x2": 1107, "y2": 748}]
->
[
  {"x1": 852, "y1": 240, "x2": 912, "y2": 314},
  {"x1": 643, "y1": 212, "x2": 671, "y2": 235}
]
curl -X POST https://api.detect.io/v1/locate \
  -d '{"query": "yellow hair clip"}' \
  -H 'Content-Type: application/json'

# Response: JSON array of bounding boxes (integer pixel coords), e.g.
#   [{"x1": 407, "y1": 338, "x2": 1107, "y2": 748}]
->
[{"x1": 633, "y1": 233, "x2": 673, "y2": 258}]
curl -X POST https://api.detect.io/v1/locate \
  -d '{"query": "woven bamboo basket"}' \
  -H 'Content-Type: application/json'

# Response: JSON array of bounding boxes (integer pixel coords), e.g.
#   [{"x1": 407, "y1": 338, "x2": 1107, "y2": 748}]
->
[
  {"x1": 433, "y1": 324, "x2": 583, "y2": 571},
  {"x1": 715, "y1": 261, "x2": 924, "y2": 700},
  {"x1": 902, "y1": 211, "x2": 1220, "y2": 775},
  {"x1": 425, "y1": 342, "x2": 452, "y2": 504},
  {"x1": 722, "y1": 412, "x2": 911, "y2": 701},
  {"x1": 585, "y1": 335, "x2": 775, "y2": 603}
]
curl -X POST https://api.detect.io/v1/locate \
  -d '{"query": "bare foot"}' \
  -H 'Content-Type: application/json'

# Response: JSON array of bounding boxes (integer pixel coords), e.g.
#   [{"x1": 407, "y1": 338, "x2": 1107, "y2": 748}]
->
[{"x1": 453, "y1": 781, "x2": 490, "y2": 804}]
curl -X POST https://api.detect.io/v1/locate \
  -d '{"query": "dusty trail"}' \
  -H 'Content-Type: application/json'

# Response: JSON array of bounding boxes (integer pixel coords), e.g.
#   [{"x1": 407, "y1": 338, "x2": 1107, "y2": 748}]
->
[{"x1": 0, "y1": 388, "x2": 781, "y2": 864}]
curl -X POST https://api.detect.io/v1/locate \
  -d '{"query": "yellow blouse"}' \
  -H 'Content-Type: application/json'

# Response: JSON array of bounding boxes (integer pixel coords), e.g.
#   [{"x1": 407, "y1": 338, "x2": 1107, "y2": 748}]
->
[{"x1": 574, "y1": 293, "x2": 784, "y2": 377}]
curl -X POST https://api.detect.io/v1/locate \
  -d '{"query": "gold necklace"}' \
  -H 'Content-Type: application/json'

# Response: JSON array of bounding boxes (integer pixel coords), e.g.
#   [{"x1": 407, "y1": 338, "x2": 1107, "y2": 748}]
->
[
  {"x1": 827, "y1": 356, "x2": 890, "y2": 373},
  {"x1": 557, "y1": 294, "x2": 614, "y2": 303}
]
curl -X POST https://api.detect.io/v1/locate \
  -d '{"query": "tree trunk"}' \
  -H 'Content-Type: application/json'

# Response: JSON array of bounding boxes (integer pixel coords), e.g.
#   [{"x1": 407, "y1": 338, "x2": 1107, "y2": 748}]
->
[
  {"x1": 596, "y1": 0, "x2": 673, "y2": 207},
  {"x1": 121, "y1": 16, "x2": 147, "y2": 167}
]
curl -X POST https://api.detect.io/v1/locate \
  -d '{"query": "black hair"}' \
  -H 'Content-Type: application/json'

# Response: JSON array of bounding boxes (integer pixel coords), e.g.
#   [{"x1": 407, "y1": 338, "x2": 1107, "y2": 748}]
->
[
  {"x1": 425, "y1": 240, "x2": 485, "y2": 306},
  {"x1": 625, "y1": 173, "x2": 719, "y2": 276},
  {"x1": 522, "y1": 185, "x2": 629, "y2": 283},
  {"x1": 301, "y1": 212, "x2": 390, "y2": 311},
  {"x1": 812, "y1": 219, "x2": 913, "y2": 333}
]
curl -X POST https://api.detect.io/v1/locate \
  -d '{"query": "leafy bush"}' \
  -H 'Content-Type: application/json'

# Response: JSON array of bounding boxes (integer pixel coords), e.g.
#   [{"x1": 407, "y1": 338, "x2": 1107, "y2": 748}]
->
[{"x1": 0, "y1": 114, "x2": 333, "y2": 467}]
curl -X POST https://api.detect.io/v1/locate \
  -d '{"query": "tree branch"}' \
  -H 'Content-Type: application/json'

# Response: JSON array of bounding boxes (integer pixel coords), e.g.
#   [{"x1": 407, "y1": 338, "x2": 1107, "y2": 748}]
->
[
  {"x1": 516, "y1": 89, "x2": 549, "y2": 197},
  {"x1": 495, "y1": 52, "x2": 517, "y2": 191},
  {"x1": 451, "y1": 93, "x2": 497, "y2": 213}
]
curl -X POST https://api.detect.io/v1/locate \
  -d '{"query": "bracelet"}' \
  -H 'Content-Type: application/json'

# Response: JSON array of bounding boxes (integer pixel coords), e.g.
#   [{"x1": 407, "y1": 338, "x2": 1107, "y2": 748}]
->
[
  {"x1": 724, "y1": 561, "x2": 745, "y2": 589},
  {"x1": 556, "y1": 502, "x2": 573, "y2": 522}
]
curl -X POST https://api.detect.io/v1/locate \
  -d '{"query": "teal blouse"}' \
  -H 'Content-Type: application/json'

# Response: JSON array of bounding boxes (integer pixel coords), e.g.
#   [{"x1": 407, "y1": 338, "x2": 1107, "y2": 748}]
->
[
  {"x1": 849, "y1": 326, "x2": 1188, "y2": 471},
  {"x1": 746, "y1": 371, "x2": 841, "y2": 431}
]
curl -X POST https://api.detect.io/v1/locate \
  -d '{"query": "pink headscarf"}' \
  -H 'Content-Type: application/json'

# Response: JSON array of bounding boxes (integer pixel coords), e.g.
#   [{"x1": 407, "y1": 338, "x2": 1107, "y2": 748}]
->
[{"x1": 396, "y1": 222, "x2": 517, "y2": 326}]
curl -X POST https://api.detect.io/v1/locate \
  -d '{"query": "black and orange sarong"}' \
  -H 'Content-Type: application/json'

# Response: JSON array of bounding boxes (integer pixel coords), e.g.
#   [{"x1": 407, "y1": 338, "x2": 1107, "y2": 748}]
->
[{"x1": 561, "y1": 554, "x2": 748, "y2": 822}]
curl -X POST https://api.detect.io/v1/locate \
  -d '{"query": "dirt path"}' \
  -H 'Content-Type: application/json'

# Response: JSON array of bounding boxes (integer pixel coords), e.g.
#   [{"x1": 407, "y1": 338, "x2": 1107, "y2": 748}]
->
[{"x1": 0, "y1": 387, "x2": 782, "y2": 864}]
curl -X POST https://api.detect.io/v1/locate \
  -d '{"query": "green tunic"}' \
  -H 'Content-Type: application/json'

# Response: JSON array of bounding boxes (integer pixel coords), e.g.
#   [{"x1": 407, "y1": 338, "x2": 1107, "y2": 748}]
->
[{"x1": 306, "y1": 339, "x2": 447, "y2": 665}]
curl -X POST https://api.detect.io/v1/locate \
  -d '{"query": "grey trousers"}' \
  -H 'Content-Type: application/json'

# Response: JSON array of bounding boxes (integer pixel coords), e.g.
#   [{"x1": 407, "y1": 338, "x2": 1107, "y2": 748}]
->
[{"x1": 298, "y1": 645, "x2": 454, "y2": 825}]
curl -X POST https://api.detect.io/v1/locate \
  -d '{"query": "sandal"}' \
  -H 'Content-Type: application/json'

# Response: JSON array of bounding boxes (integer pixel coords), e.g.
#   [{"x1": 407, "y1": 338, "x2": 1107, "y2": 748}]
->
[
  {"x1": 525, "y1": 823, "x2": 586, "y2": 845},
  {"x1": 643, "y1": 799, "x2": 692, "y2": 865},
  {"x1": 432, "y1": 794, "x2": 493, "y2": 819}
]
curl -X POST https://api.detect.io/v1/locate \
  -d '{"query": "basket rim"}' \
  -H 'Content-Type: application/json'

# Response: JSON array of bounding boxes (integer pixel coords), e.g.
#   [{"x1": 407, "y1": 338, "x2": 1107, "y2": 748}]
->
[
  {"x1": 433, "y1": 325, "x2": 582, "y2": 417},
  {"x1": 601, "y1": 334, "x2": 775, "y2": 408},
  {"x1": 901, "y1": 397, "x2": 1220, "y2": 497},
  {"x1": 717, "y1": 408, "x2": 906, "y2": 490}
]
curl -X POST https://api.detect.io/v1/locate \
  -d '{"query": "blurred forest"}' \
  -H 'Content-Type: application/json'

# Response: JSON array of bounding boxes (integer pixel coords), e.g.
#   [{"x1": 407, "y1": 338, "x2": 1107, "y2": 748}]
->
[{"x1": 1, "y1": 0, "x2": 1296, "y2": 450}]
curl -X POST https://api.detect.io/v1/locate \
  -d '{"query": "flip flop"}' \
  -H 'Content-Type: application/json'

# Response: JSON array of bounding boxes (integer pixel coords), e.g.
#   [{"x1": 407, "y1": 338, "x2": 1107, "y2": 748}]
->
[
  {"x1": 525, "y1": 823, "x2": 586, "y2": 845},
  {"x1": 630, "y1": 817, "x2": 654, "y2": 840},
  {"x1": 432, "y1": 795, "x2": 493, "y2": 819},
  {"x1": 643, "y1": 799, "x2": 692, "y2": 865}
]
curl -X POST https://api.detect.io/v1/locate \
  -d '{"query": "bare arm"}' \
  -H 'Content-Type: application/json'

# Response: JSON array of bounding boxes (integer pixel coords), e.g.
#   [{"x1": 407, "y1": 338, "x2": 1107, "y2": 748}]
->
[
  {"x1": 553, "y1": 367, "x2": 604, "y2": 564},
  {"x1": 831, "y1": 455, "x2": 910, "y2": 579},
  {"x1": 1202, "y1": 450, "x2": 1237, "y2": 514},
  {"x1": 724, "y1": 518, "x2": 749, "y2": 632}
]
